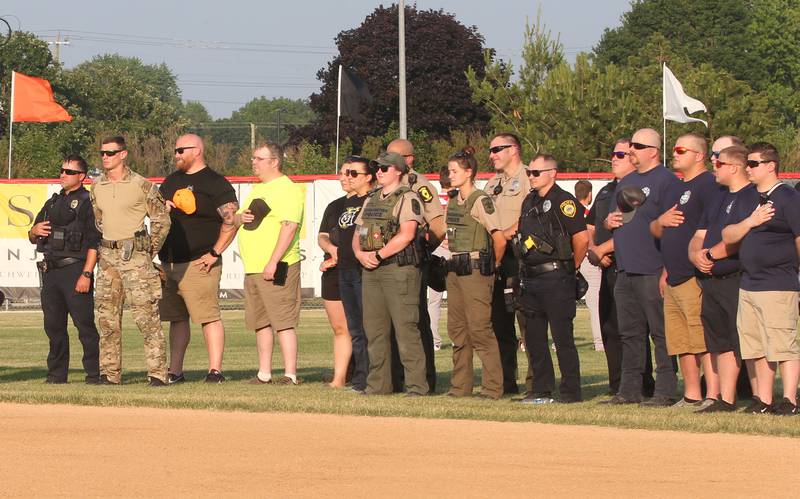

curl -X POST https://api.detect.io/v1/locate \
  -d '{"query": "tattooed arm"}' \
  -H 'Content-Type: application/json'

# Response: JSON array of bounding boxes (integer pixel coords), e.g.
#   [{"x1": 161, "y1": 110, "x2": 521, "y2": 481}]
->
[{"x1": 193, "y1": 201, "x2": 240, "y2": 273}]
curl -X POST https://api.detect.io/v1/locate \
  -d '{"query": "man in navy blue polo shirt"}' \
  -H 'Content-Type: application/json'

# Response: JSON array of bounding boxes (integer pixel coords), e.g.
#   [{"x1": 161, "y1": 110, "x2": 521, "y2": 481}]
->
[
  {"x1": 650, "y1": 133, "x2": 721, "y2": 409},
  {"x1": 689, "y1": 142, "x2": 754, "y2": 412},
  {"x1": 604, "y1": 128, "x2": 680, "y2": 406},
  {"x1": 722, "y1": 142, "x2": 800, "y2": 415}
]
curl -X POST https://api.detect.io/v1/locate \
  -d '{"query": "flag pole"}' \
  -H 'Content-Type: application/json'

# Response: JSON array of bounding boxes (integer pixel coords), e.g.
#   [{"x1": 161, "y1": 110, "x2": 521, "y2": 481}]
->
[
  {"x1": 7, "y1": 71, "x2": 15, "y2": 179},
  {"x1": 335, "y1": 64, "x2": 342, "y2": 174},
  {"x1": 662, "y1": 63, "x2": 667, "y2": 165}
]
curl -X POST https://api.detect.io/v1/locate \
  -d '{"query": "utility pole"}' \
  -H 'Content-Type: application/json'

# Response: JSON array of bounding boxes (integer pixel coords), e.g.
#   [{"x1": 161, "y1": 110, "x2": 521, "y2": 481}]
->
[
  {"x1": 48, "y1": 32, "x2": 70, "y2": 64},
  {"x1": 276, "y1": 109, "x2": 282, "y2": 144},
  {"x1": 250, "y1": 123, "x2": 256, "y2": 150},
  {"x1": 398, "y1": 0, "x2": 407, "y2": 139}
]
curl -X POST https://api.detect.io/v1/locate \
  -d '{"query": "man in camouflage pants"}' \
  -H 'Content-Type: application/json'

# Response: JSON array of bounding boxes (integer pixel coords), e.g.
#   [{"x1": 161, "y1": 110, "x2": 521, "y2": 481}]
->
[{"x1": 90, "y1": 136, "x2": 171, "y2": 386}]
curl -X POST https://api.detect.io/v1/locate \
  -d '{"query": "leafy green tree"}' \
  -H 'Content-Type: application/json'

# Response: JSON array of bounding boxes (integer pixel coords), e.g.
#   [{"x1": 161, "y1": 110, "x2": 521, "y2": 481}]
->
[{"x1": 181, "y1": 100, "x2": 212, "y2": 125}]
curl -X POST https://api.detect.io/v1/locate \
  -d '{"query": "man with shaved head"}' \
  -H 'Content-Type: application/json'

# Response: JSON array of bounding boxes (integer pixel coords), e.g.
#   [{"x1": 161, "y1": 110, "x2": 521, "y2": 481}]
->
[
  {"x1": 387, "y1": 138, "x2": 444, "y2": 393},
  {"x1": 604, "y1": 128, "x2": 680, "y2": 406},
  {"x1": 158, "y1": 134, "x2": 239, "y2": 383},
  {"x1": 650, "y1": 133, "x2": 721, "y2": 409}
]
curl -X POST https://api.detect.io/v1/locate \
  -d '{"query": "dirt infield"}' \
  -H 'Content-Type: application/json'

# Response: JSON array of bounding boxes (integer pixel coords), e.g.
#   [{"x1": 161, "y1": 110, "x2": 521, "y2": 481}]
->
[{"x1": 2, "y1": 403, "x2": 798, "y2": 498}]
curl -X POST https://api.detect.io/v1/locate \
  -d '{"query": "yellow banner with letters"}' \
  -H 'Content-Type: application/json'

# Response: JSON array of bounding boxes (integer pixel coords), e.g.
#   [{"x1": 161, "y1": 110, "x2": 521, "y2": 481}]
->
[{"x1": 0, "y1": 184, "x2": 49, "y2": 238}]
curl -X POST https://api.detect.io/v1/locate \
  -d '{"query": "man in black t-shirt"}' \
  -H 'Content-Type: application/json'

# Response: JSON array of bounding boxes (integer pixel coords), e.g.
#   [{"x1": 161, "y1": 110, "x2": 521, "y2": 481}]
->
[
  {"x1": 604, "y1": 128, "x2": 680, "y2": 406},
  {"x1": 158, "y1": 134, "x2": 239, "y2": 384},
  {"x1": 650, "y1": 133, "x2": 721, "y2": 410},
  {"x1": 722, "y1": 142, "x2": 800, "y2": 415}
]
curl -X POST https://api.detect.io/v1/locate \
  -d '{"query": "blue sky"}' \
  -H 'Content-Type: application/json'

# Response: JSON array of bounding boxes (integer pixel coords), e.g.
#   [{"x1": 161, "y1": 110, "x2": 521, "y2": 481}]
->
[{"x1": 2, "y1": 1, "x2": 633, "y2": 118}]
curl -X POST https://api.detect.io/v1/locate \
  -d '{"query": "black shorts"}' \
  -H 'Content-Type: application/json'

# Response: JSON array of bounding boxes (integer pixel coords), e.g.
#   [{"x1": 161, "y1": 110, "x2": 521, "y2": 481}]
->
[
  {"x1": 321, "y1": 267, "x2": 341, "y2": 301},
  {"x1": 698, "y1": 273, "x2": 741, "y2": 355}
]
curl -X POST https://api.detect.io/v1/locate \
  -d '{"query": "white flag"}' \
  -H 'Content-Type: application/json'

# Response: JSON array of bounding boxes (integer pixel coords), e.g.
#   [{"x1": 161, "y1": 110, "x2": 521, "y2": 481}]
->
[{"x1": 663, "y1": 64, "x2": 707, "y2": 127}]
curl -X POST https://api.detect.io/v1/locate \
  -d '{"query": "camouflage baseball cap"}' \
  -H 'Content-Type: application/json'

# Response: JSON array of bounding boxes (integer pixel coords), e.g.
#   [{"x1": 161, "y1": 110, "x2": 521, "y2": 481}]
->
[{"x1": 371, "y1": 151, "x2": 408, "y2": 174}]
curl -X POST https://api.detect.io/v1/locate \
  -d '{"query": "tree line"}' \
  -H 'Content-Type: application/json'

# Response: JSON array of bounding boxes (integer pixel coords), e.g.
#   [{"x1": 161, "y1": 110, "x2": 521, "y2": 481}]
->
[{"x1": 1, "y1": 1, "x2": 799, "y2": 178}]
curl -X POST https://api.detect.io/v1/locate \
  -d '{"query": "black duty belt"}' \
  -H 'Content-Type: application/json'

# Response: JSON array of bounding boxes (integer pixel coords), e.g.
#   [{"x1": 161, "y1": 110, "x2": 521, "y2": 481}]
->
[
  {"x1": 44, "y1": 257, "x2": 82, "y2": 270},
  {"x1": 100, "y1": 238, "x2": 134, "y2": 249},
  {"x1": 522, "y1": 260, "x2": 574, "y2": 278}
]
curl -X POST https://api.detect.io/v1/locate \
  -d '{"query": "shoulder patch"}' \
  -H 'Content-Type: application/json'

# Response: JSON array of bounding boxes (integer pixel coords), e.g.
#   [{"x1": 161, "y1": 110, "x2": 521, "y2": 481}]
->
[
  {"x1": 481, "y1": 196, "x2": 495, "y2": 214},
  {"x1": 411, "y1": 198, "x2": 421, "y2": 215},
  {"x1": 560, "y1": 199, "x2": 577, "y2": 218},
  {"x1": 417, "y1": 186, "x2": 433, "y2": 203}
]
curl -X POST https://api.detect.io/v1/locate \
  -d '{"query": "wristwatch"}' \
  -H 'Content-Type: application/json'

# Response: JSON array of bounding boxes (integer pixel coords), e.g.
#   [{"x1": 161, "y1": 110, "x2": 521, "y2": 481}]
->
[
  {"x1": 82, "y1": 271, "x2": 93, "y2": 279},
  {"x1": 705, "y1": 249, "x2": 717, "y2": 262},
  {"x1": 209, "y1": 248, "x2": 221, "y2": 258},
  {"x1": 375, "y1": 251, "x2": 384, "y2": 263}
]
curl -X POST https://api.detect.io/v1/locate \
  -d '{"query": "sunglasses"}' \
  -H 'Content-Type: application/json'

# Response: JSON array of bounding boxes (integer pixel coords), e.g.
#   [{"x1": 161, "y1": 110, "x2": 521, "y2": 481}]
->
[
  {"x1": 342, "y1": 169, "x2": 368, "y2": 178},
  {"x1": 100, "y1": 149, "x2": 125, "y2": 157},
  {"x1": 714, "y1": 161, "x2": 739, "y2": 169},
  {"x1": 746, "y1": 159, "x2": 770, "y2": 168},
  {"x1": 630, "y1": 142, "x2": 657, "y2": 150},
  {"x1": 377, "y1": 164, "x2": 396, "y2": 173},
  {"x1": 673, "y1": 146, "x2": 700, "y2": 155},
  {"x1": 60, "y1": 168, "x2": 84, "y2": 176},
  {"x1": 175, "y1": 146, "x2": 198, "y2": 155},
  {"x1": 611, "y1": 151, "x2": 629, "y2": 159},
  {"x1": 489, "y1": 144, "x2": 514, "y2": 154},
  {"x1": 525, "y1": 168, "x2": 556, "y2": 177},
  {"x1": 710, "y1": 151, "x2": 721, "y2": 159}
]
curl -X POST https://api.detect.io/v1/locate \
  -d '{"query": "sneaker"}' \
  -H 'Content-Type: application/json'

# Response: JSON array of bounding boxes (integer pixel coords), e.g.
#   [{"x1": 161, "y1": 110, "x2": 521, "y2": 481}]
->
[
  {"x1": 348, "y1": 386, "x2": 366, "y2": 394},
  {"x1": 600, "y1": 394, "x2": 641, "y2": 405},
  {"x1": 640, "y1": 396, "x2": 676, "y2": 407},
  {"x1": 748, "y1": 400, "x2": 773, "y2": 414},
  {"x1": 147, "y1": 377, "x2": 167, "y2": 387},
  {"x1": 697, "y1": 399, "x2": 737, "y2": 413},
  {"x1": 772, "y1": 397, "x2": 798, "y2": 416},
  {"x1": 742, "y1": 396, "x2": 762, "y2": 413},
  {"x1": 99, "y1": 375, "x2": 119, "y2": 385},
  {"x1": 248, "y1": 376, "x2": 272, "y2": 385},
  {"x1": 85, "y1": 376, "x2": 100, "y2": 385},
  {"x1": 695, "y1": 398, "x2": 717, "y2": 411},
  {"x1": 474, "y1": 393, "x2": 500, "y2": 401},
  {"x1": 275, "y1": 375, "x2": 300, "y2": 386},
  {"x1": 44, "y1": 378, "x2": 67, "y2": 384},
  {"x1": 672, "y1": 397, "x2": 702, "y2": 408},
  {"x1": 404, "y1": 392, "x2": 424, "y2": 398},
  {"x1": 168, "y1": 372, "x2": 185, "y2": 384},
  {"x1": 204, "y1": 370, "x2": 225, "y2": 383},
  {"x1": 519, "y1": 395, "x2": 555, "y2": 405}
]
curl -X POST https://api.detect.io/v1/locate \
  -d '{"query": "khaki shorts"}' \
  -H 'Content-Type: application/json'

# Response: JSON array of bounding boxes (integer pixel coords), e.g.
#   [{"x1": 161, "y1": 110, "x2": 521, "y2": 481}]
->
[
  {"x1": 664, "y1": 277, "x2": 707, "y2": 355},
  {"x1": 244, "y1": 262, "x2": 301, "y2": 331},
  {"x1": 158, "y1": 259, "x2": 222, "y2": 324},
  {"x1": 737, "y1": 289, "x2": 800, "y2": 362}
]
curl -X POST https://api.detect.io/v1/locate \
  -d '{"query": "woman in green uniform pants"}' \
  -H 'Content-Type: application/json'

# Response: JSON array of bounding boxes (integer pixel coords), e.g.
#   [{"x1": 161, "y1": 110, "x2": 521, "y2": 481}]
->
[{"x1": 444, "y1": 147, "x2": 506, "y2": 399}]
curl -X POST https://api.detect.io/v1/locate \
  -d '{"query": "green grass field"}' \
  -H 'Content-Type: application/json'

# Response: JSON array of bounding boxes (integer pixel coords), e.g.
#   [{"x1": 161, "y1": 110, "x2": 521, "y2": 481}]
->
[{"x1": 1, "y1": 308, "x2": 798, "y2": 437}]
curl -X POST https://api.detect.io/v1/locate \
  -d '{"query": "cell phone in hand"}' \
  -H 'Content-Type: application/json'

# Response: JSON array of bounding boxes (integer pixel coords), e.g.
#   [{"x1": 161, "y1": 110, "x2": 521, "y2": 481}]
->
[{"x1": 273, "y1": 261, "x2": 288, "y2": 286}]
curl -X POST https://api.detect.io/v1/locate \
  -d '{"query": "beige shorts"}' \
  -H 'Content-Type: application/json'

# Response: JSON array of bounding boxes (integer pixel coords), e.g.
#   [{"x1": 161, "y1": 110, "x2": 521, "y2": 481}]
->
[
  {"x1": 244, "y1": 262, "x2": 301, "y2": 331},
  {"x1": 158, "y1": 259, "x2": 222, "y2": 324},
  {"x1": 664, "y1": 277, "x2": 707, "y2": 355},
  {"x1": 737, "y1": 289, "x2": 800, "y2": 362}
]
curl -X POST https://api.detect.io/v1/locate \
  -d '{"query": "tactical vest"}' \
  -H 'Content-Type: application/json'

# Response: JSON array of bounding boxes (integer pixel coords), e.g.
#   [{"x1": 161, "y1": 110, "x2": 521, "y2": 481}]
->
[
  {"x1": 38, "y1": 189, "x2": 91, "y2": 260},
  {"x1": 518, "y1": 193, "x2": 573, "y2": 265},
  {"x1": 358, "y1": 186, "x2": 410, "y2": 251},
  {"x1": 446, "y1": 190, "x2": 490, "y2": 253}
]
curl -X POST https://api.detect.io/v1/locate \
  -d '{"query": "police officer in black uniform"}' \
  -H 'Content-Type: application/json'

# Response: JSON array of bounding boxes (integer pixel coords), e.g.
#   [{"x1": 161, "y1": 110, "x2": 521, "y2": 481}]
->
[
  {"x1": 514, "y1": 154, "x2": 589, "y2": 403},
  {"x1": 28, "y1": 155, "x2": 101, "y2": 384}
]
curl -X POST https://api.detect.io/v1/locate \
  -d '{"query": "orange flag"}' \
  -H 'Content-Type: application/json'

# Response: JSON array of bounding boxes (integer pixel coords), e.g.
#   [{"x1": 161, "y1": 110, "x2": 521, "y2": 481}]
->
[{"x1": 10, "y1": 71, "x2": 72, "y2": 123}]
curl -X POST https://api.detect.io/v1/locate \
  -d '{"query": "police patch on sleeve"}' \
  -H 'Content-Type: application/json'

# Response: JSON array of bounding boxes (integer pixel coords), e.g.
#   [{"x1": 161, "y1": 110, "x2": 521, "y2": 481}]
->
[
  {"x1": 560, "y1": 200, "x2": 577, "y2": 218},
  {"x1": 417, "y1": 186, "x2": 433, "y2": 203},
  {"x1": 481, "y1": 196, "x2": 495, "y2": 214},
  {"x1": 411, "y1": 198, "x2": 421, "y2": 215}
]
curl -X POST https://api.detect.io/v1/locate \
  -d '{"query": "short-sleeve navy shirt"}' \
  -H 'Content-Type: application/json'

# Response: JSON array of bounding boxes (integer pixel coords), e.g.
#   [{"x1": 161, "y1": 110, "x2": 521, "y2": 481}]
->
[
  {"x1": 725, "y1": 183, "x2": 800, "y2": 291},
  {"x1": 699, "y1": 184, "x2": 754, "y2": 276},
  {"x1": 611, "y1": 165, "x2": 680, "y2": 275},
  {"x1": 587, "y1": 179, "x2": 616, "y2": 246},
  {"x1": 658, "y1": 171, "x2": 722, "y2": 286}
]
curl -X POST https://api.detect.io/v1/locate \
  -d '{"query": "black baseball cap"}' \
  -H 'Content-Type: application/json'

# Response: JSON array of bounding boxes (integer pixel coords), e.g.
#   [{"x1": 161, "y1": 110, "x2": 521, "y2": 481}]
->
[
  {"x1": 617, "y1": 186, "x2": 646, "y2": 223},
  {"x1": 243, "y1": 198, "x2": 271, "y2": 230}
]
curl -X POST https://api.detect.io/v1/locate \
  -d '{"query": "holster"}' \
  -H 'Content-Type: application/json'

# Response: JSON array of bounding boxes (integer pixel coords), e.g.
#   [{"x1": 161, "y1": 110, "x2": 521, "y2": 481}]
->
[
  {"x1": 36, "y1": 261, "x2": 46, "y2": 288},
  {"x1": 478, "y1": 247, "x2": 495, "y2": 276},
  {"x1": 449, "y1": 253, "x2": 472, "y2": 276}
]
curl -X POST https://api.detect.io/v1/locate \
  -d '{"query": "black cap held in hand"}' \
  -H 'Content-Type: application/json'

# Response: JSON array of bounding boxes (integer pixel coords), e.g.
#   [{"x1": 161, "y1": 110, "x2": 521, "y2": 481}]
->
[
  {"x1": 243, "y1": 198, "x2": 271, "y2": 230},
  {"x1": 616, "y1": 186, "x2": 646, "y2": 224}
]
